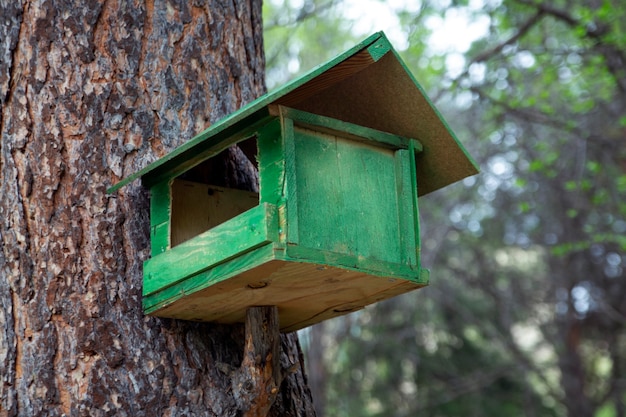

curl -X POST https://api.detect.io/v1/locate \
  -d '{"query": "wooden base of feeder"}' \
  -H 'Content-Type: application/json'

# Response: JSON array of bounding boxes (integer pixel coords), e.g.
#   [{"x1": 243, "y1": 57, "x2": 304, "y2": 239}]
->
[{"x1": 144, "y1": 258, "x2": 426, "y2": 332}]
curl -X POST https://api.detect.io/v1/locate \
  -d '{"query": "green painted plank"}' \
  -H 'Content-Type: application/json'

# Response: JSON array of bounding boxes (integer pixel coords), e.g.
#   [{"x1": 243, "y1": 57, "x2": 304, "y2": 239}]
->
[
  {"x1": 394, "y1": 149, "x2": 418, "y2": 266},
  {"x1": 367, "y1": 35, "x2": 392, "y2": 61},
  {"x1": 283, "y1": 117, "x2": 300, "y2": 245},
  {"x1": 143, "y1": 203, "x2": 279, "y2": 296},
  {"x1": 409, "y1": 139, "x2": 421, "y2": 266},
  {"x1": 335, "y1": 136, "x2": 400, "y2": 263},
  {"x1": 291, "y1": 128, "x2": 402, "y2": 264},
  {"x1": 274, "y1": 106, "x2": 422, "y2": 151},
  {"x1": 284, "y1": 245, "x2": 425, "y2": 284},
  {"x1": 143, "y1": 244, "x2": 277, "y2": 314},
  {"x1": 257, "y1": 118, "x2": 285, "y2": 205},
  {"x1": 150, "y1": 180, "x2": 171, "y2": 256},
  {"x1": 288, "y1": 125, "x2": 342, "y2": 248},
  {"x1": 150, "y1": 180, "x2": 171, "y2": 226},
  {"x1": 151, "y1": 222, "x2": 170, "y2": 256}
]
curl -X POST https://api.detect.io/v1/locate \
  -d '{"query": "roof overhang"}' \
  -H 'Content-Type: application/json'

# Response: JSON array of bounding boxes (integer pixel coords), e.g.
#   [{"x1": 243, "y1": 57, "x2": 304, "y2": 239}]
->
[{"x1": 108, "y1": 32, "x2": 478, "y2": 196}]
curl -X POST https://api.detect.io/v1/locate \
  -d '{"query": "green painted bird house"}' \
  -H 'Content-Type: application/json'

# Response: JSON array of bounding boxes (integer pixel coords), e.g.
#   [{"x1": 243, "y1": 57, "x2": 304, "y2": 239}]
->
[{"x1": 109, "y1": 32, "x2": 478, "y2": 332}]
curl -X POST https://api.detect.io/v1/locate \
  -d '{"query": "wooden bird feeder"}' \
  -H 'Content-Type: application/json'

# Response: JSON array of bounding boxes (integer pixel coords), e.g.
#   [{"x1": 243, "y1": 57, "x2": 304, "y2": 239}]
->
[{"x1": 109, "y1": 32, "x2": 478, "y2": 332}]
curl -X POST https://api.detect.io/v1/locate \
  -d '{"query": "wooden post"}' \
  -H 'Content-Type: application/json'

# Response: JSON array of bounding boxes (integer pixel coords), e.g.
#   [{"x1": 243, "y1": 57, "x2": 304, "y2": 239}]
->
[{"x1": 232, "y1": 306, "x2": 283, "y2": 417}]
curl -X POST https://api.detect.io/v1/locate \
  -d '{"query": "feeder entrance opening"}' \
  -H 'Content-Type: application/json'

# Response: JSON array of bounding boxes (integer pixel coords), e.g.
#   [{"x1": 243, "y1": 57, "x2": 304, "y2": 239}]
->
[{"x1": 170, "y1": 143, "x2": 260, "y2": 247}]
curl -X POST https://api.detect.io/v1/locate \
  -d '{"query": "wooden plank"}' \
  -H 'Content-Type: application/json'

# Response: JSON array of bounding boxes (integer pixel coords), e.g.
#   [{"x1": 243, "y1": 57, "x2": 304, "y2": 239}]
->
[
  {"x1": 409, "y1": 139, "x2": 421, "y2": 265},
  {"x1": 284, "y1": 245, "x2": 423, "y2": 281},
  {"x1": 271, "y1": 105, "x2": 422, "y2": 151},
  {"x1": 276, "y1": 266, "x2": 424, "y2": 332},
  {"x1": 150, "y1": 180, "x2": 171, "y2": 256},
  {"x1": 151, "y1": 222, "x2": 170, "y2": 257},
  {"x1": 170, "y1": 179, "x2": 259, "y2": 246},
  {"x1": 274, "y1": 48, "x2": 380, "y2": 108},
  {"x1": 257, "y1": 119, "x2": 285, "y2": 205},
  {"x1": 283, "y1": 117, "x2": 300, "y2": 245},
  {"x1": 143, "y1": 244, "x2": 279, "y2": 315},
  {"x1": 291, "y1": 128, "x2": 403, "y2": 264},
  {"x1": 144, "y1": 257, "x2": 426, "y2": 332},
  {"x1": 150, "y1": 180, "x2": 172, "y2": 226},
  {"x1": 288, "y1": 126, "x2": 342, "y2": 248},
  {"x1": 143, "y1": 203, "x2": 278, "y2": 296},
  {"x1": 395, "y1": 149, "x2": 418, "y2": 266},
  {"x1": 335, "y1": 135, "x2": 401, "y2": 263}
]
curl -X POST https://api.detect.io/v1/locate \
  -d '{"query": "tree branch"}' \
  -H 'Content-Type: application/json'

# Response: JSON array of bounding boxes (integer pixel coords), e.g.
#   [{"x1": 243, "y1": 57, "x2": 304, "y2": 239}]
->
[
  {"x1": 471, "y1": 10, "x2": 544, "y2": 65},
  {"x1": 514, "y1": 0, "x2": 626, "y2": 94}
]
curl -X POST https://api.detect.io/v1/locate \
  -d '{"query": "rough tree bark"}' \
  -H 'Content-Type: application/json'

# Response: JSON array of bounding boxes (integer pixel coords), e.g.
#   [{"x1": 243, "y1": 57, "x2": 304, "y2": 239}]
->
[{"x1": 0, "y1": 0, "x2": 316, "y2": 416}]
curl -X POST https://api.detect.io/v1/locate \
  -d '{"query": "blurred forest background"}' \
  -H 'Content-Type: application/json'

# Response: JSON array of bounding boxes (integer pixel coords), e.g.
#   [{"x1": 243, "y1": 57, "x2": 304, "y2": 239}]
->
[{"x1": 262, "y1": 0, "x2": 626, "y2": 416}]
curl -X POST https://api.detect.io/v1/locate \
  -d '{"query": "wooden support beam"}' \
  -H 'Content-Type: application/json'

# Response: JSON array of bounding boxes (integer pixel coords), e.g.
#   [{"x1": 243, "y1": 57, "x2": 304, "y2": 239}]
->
[{"x1": 232, "y1": 306, "x2": 283, "y2": 417}]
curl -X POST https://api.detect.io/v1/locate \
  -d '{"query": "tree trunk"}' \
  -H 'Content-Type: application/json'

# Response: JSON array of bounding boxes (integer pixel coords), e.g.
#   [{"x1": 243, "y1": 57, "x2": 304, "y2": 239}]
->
[{"x1": 0, "y1": 1, "x2": 316, "y2": 416}]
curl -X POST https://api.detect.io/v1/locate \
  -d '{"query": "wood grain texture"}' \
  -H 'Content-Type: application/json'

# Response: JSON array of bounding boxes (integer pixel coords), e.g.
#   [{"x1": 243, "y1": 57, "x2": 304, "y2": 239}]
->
[
  {"x1": 0, "y1": 1, "x2": 316, "y2": 416},
  {"x1": 257, "y1": 119, "x2": 286, "y2": 205},
  {"x1": 395, "y1": 149, "x2": 419, "y2": 266},
  {"x1": 144, "y1": 256, "x2": 425, "y2": 333},
  {"x1": 170, "y1": 179, "x2": 259, "y2": 246},
  {"x1": 143, "y1": 245, "x2": 279, "y2": 316},
  {"x1": 144, "y1": 203, "x2": 278, "y2": 296},
  {"x1": 150, "y1": 179, "x2": 172, "y2": 256},
  {"x1": 274, "y1": 49, "x2": 376, "y2": 108},
  {"x1": 289, "y1": 127, "x2": 404, "y2": 265}
]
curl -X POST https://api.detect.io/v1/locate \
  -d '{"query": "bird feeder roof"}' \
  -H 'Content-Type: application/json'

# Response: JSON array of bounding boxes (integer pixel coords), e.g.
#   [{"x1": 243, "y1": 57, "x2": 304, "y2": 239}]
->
[{"x1": 109, "y1": 31, "x2": 478, "y2": 195}]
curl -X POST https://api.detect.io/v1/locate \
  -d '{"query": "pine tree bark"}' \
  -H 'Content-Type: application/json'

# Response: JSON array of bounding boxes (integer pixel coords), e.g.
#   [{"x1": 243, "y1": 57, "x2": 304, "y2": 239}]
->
[{"x1": 0, "y1": 1, "x2": 316, "y2": 416}]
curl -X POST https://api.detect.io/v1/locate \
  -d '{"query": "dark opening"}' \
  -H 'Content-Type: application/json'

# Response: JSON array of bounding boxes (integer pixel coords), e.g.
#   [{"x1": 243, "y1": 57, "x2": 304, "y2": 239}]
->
[{"x1": 170, "y1": 143, "x2": 260, "y2": 247}]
